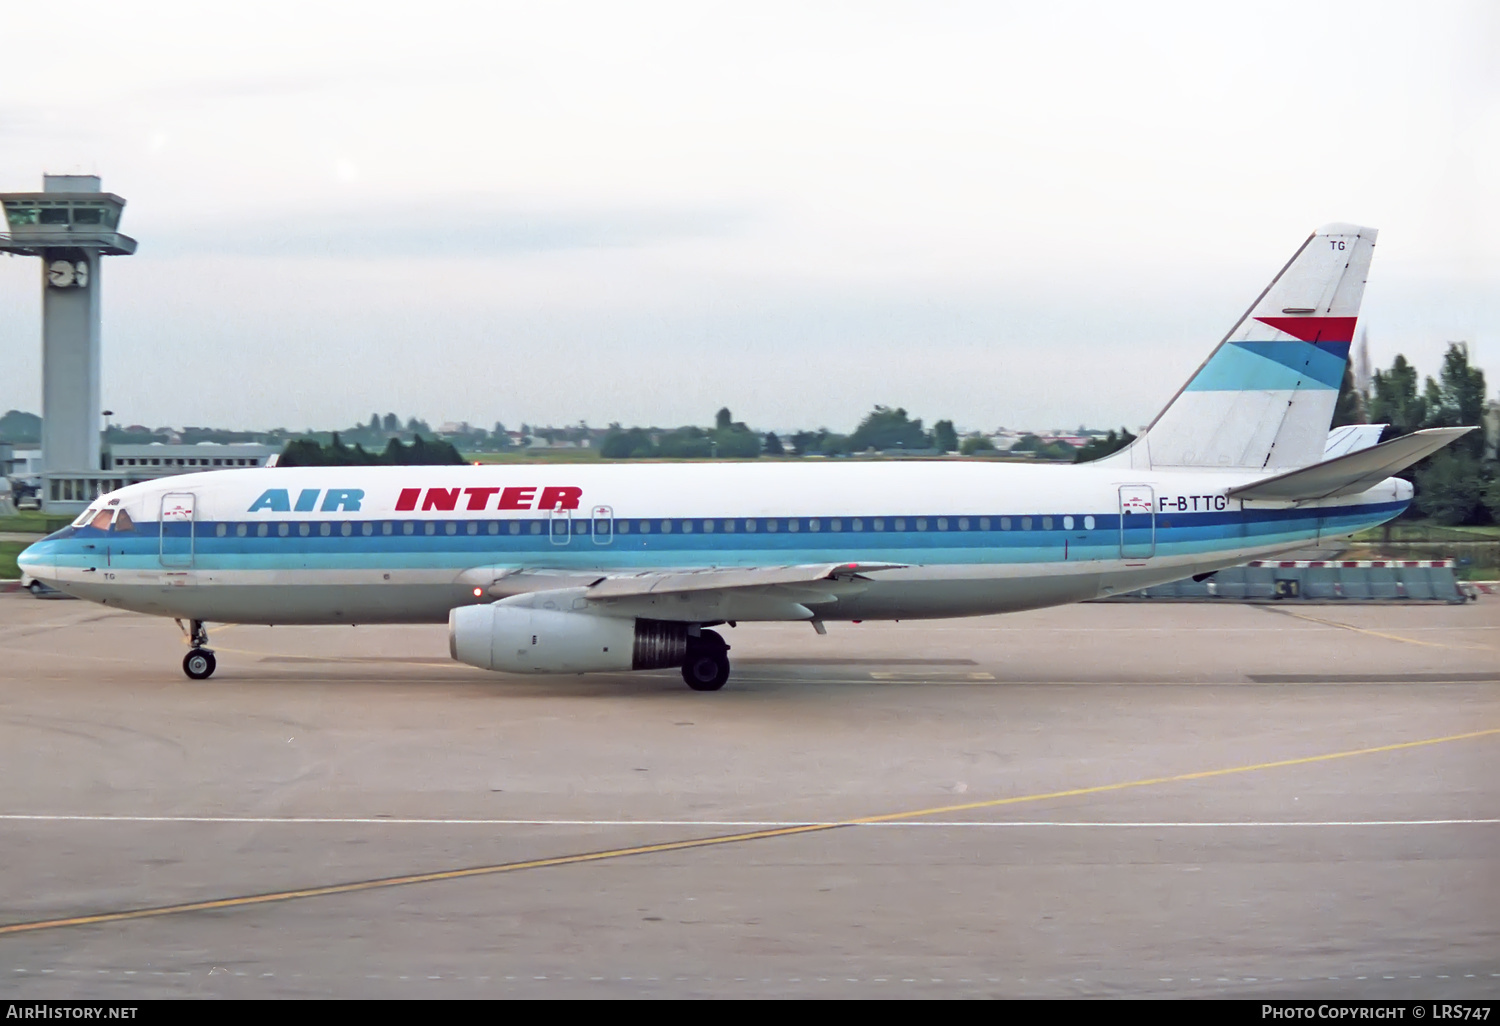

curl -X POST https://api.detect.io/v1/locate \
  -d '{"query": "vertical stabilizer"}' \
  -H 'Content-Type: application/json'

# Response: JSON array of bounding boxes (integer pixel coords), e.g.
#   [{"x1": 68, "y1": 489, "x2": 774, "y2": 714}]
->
[{"x1": 1103, "y1": 224, "x2": 1376, "y2": 471}]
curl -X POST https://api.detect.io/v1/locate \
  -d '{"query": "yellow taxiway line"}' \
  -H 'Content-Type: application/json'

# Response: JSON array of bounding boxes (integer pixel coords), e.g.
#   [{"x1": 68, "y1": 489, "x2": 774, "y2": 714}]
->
[{"x1": 2, "y1": 725, "x2": 1495, "y2": 937}]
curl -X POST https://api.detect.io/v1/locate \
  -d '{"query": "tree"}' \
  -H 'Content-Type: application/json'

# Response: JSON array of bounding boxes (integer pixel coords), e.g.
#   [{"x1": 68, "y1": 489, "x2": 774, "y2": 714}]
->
[
  {"x1": 820, "y1": 433, "x2": 851, "y2": 456},
  {"x1": 1332, "y1": 364, "x2": 1365, "y2": 427},
  {"x1": 789, "y1": 431, "x2": 819, "y2": 456},
  {"x1": 1368, "y1": 345, "x2": 1492, "y2": 524},
  {"x1": 382, "y1": 412, "x2": 400, "y2": 432},
  {"x1": 715, "y1": 407, "x2": 733, "y2": 432},
  {"x1": 0, "y1": 410, "x2": 42, "y2": 443},
  {"x1": 656, "y1": 427, "x2": 713, "y2": 459},
  {"x1": 713, "y1": 428, "x2": 761, "y2": 458},
  {"x1": 1073, "y1": 427, "x2": 1136, "y2": 463},
  {"x1": 1484, "y1": 476, "x2": 1500, "y2": 524},
  {"x1": 763, "y1": 431, "x2": 785, "y2": 456},
  {"x1": 277, "y1": 438, "x2": 326, "y2": 467},
  {"x1": 599, "y1": 426, "x2": 655, "y2": 459},
  {"x1": 1414, "y1": 450, "x2": 1487, "y2": 525},
  {"x1": 1423, "y1": 343, "x2": 1487, "y2": 458},
  {"x1": 933, "y1": 420, "x2": 958, "y2": 454},
  {"x1": 849, "y1": 406, "x2": 927, "y2": 452},
  {"x1": 1368, "y1": 354, "x2": 1426, "y2": 436},
  {"x1": 960, "y1": 435, "x2": 996, "y2": 455}
]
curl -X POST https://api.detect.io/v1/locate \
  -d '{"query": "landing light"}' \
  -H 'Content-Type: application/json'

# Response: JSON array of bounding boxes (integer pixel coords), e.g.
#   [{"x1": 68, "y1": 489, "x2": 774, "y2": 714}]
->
[{"x1": 472, "y1": 587, "x2": 483, "y2": 597}]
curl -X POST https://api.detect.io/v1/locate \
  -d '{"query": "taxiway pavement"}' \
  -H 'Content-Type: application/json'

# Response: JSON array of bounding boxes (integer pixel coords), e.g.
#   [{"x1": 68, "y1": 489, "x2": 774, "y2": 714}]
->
[{"x1": 1, "y1": 596, "x2": 1496, "y2": 998}]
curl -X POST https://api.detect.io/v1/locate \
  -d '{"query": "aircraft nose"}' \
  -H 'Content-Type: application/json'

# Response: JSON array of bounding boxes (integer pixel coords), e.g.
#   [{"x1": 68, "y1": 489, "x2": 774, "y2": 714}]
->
[{"x1": 16, "y1": 540, "x2": 51, "y2": 578}]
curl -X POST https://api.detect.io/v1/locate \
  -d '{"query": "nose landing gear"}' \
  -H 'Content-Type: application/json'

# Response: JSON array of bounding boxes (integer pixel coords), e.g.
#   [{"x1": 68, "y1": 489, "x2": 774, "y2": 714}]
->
[
  {"x1": 177, "y1": 619, "x2": 217, "y2": 680},
  {"x1": 183, "y1": 648, "x2": 217, "y2": 680}
]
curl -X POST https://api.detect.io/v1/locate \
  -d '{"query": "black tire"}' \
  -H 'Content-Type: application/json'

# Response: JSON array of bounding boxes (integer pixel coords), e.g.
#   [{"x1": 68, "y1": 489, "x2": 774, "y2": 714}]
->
[
  {"x1": 183, "y1": 649, "x2": 216, "y2": 681},
  {"x1": 28, "y1": 581, "x2": 44, "y2": 596},
  {"x1": 681, "y1": 648, "x2": 730, "y2": 691}
]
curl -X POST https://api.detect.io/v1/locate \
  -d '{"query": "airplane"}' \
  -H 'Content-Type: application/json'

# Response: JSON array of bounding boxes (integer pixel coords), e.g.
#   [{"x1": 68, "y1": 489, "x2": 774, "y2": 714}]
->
[{"x1": 17, "y1": 223, "x2": 1472, "y2": 690}]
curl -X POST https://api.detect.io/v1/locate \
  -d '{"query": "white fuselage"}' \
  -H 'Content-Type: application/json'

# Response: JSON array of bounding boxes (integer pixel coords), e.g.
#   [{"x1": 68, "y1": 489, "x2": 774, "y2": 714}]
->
[{"x1": 20, "y1": 461, "x2": 1411, "y2": 625}]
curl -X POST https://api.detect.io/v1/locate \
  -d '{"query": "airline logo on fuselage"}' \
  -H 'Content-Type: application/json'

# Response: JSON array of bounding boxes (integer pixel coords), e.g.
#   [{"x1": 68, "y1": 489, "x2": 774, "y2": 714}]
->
[{"x1": 246, "y1": 486, "x2": 583, "y2": 513}]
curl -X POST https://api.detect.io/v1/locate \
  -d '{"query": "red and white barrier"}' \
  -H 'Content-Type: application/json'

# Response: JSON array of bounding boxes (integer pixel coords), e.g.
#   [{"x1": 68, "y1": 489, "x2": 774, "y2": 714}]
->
[{"x1": 1247, "y1": 560, "x2": 1454, "y2": 569}]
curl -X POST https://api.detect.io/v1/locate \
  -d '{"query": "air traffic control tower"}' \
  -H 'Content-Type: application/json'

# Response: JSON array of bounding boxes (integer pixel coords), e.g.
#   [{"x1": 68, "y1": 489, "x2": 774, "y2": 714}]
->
[{"x1": 0, "y1": 175, "x2": 136, "y2": 512}]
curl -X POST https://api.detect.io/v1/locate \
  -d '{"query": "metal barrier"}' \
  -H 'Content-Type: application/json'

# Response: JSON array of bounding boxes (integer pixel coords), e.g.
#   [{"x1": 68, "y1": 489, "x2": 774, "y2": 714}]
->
[{"x1": 1113, "y1": 560, "x2": 1471, "y2": 604}]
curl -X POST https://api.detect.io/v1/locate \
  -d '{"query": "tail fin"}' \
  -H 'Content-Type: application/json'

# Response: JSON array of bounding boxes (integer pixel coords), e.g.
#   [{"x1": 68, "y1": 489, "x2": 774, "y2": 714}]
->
[{"x1": 1103, "y1": 223, "x2": 1377, "y2": 471}]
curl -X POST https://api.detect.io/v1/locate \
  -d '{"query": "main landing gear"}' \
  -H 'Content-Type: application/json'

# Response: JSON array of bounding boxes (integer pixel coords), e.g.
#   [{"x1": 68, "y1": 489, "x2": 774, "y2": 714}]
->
[
  {"x1": 681, "y1": 629, "x2": 730, "y2": 692},
  {"x1": 178, "y1": 619, "x2": 217, "y2": 680}
]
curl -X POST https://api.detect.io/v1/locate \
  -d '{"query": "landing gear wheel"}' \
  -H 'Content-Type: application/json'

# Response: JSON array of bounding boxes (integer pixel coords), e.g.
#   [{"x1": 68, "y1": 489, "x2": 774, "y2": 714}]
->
[
  {"x1": 183, "y1": 648, "x2": 216, "y2": 680},
  {"x1": 681, "y1": 629, "x2": 730, "y2": 691}
]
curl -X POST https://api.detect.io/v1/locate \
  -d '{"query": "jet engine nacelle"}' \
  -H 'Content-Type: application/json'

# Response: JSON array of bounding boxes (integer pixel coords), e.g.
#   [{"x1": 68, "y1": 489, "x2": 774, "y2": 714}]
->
[{"x1": 449, "y1": 602, "x2": 688, "y2": 674}]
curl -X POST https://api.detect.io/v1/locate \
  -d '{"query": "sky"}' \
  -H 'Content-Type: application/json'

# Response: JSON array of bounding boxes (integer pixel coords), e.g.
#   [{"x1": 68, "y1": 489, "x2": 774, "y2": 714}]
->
[{"x1": 1, "y1": 1, "x2": 1496, "y2": 435}]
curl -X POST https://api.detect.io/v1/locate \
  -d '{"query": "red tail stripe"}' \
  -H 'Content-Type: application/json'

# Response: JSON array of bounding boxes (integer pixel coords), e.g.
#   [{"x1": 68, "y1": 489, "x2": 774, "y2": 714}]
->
[{"x1": 1252, "y1": 316, "x2": 1357, "y2": 343}]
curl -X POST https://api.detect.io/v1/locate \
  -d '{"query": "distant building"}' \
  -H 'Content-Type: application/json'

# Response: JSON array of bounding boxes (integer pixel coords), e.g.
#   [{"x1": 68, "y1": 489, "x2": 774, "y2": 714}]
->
[
  {"x1": 106, "y1": 442, "x2": 277, "y2": 476},
  {"x1": 3, "y1": 445, "x2": 42, "y2": 482},
  {"x1": 32, "y1": 441, "x2": 281, "y2": 507}
]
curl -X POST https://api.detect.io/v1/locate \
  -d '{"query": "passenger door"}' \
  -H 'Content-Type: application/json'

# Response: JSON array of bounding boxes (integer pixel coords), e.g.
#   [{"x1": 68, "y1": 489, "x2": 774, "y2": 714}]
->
[
  {"x1": 159, "y1": 492, "x2": 196, "y2": 568},
  {"x1": 1118, "y1": 485, "x2": 1156, "y2": 560}
]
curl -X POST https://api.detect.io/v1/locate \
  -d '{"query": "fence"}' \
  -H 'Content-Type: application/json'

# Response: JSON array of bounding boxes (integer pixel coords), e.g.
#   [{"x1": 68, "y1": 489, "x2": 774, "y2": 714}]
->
[{"x1": 1112, "y1": 560, "x2": 1472, "y2": 604}]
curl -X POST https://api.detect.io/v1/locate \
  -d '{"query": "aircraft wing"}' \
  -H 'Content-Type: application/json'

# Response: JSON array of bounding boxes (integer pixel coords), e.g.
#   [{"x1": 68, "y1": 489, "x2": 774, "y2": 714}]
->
[
  {"x1": 461, "y1": 562, "x2": 907, "y2": 623},
  {"x1": 1228, "y1": 426, "x2": 1473, "y2": 502}
]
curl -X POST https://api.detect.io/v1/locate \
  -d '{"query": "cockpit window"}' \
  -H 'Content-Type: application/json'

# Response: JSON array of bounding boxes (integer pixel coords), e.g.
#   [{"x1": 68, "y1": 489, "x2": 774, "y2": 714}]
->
[
  {"x1": 88, "y1": 510, "x2": 114, "y2": 531},
  {"x1": 112, "y1": 510, "x2": 136, "y2": 532},
  {"x1": 72, "y1": 507, "x2": 100, "y2": 528}
]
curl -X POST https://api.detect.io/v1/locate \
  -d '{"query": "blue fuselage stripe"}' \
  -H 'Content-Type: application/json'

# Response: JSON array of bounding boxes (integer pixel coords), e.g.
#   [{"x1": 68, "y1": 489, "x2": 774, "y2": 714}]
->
[{"x1": 44, "y1": 501, "x2": 1407, "y2": 570}]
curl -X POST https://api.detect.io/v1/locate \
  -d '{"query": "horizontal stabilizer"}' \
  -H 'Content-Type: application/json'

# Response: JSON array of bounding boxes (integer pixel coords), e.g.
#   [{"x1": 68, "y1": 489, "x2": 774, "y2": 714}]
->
[{"x1": 1228, "y1": 427, "x2": 1473, "y2": 501}]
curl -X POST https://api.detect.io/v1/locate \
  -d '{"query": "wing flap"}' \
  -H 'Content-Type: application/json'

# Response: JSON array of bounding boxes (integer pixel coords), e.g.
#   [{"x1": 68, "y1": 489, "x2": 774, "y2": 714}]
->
[
  {"x1": 1228, "y1": 426, "x2": 1473, "y2": 501},
  {"x1": 584, "y1": 561, "x2": 906, "y2": 598}
]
